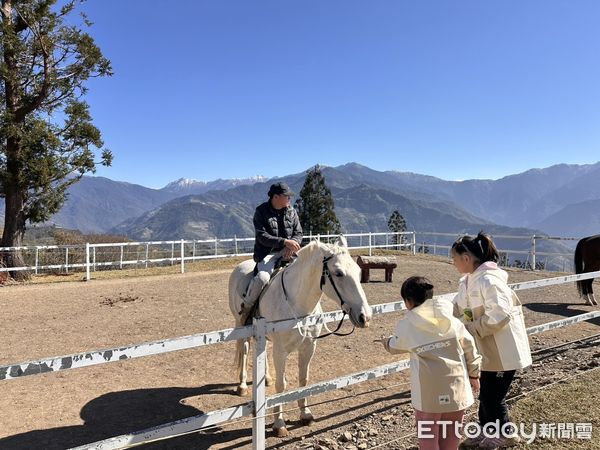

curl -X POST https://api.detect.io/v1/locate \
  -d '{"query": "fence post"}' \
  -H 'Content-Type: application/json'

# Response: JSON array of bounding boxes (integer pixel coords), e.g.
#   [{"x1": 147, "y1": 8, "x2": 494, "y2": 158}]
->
[
  {"x1": 34, "y1": 247, "x2": 39, "y2": 275},
  {"x1": 215, "y1": 238, "x2": 218, "y2": 256},
  {"x1": 181, "y1": 239, "x2": 185, "y2": 274},
  {"x1": 234, "y1": 235, "x2": 238, "y2": 255},
  {"x1": 65, "y1": 247, "x2": 69, "y2": 273},
  {"x1": 171, "y1": 242, "x2": 175, "y2": 266},
  {"x1": 85, "y1": 243, "x2": 90, "y2": 281},
  {"x1": 145, "y1": 243, "x2": 149, "y2": 269},
  {"x1": 93, "y1": 247, "x2": 96, "y2": 272},
  {"x1": 368, "y1": 233, "x2": 372, "y2": 256},
  {"x1": 530, "y1": 235, "x2": 536, "y2": 271},
  {"x1": 120, "y1": 245, "x2": 124, "y2": 270},
  {"x1": 252, "y1": 316, "x2": 267, "y2": 450},
  {"x1": 412, "y1": 232, "x2": 417, "y2": 255},
  {"x1": 192, "y1": 240, "x2": 196, "y2": 261}
]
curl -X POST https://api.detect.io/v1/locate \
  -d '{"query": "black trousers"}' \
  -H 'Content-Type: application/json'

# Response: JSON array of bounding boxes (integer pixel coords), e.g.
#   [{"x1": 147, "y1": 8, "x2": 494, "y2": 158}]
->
[{"x1": 479, "y1": 370, "x2": 516, "y2": 431}]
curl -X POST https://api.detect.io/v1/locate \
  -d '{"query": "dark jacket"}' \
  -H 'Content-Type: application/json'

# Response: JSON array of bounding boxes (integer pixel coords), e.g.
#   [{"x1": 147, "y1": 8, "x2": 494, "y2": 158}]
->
[{"x1": 253, "y1": 201, "x2": 303, "y2": 262}]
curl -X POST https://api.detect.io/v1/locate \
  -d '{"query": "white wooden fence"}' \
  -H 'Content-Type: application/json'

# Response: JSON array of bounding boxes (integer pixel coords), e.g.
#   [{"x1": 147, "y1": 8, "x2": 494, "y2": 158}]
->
[
  {"x1": 1, "y1": 271, "x2": 599, "y2": 449},
  {"x1": 413, "y1": 232, "x2": 580, "y2": 271},
  {"x1": 0, "y1": 231, "x2": 581, "y2": 278}
]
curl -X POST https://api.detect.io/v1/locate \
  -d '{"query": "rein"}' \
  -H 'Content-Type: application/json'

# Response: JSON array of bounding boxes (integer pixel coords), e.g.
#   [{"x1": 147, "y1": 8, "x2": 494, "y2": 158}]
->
[
  {"x1": 281, "y1": 254, "x2": 355, "y2": 339},
  {"x1": 316, "y1": 255, "x2": 355, "y2": 339}
]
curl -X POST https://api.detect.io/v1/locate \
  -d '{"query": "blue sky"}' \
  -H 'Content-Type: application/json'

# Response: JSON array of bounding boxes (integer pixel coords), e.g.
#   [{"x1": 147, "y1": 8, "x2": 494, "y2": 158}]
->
[{"x1": 79, "y1": 1, "x2": 600, "y2": 188}]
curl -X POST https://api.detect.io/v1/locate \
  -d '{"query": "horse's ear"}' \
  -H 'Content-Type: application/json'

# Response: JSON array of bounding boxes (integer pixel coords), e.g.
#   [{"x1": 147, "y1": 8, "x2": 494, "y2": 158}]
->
[{"x1": 335, "y1": 235, "x2": 348, "y2": 248}]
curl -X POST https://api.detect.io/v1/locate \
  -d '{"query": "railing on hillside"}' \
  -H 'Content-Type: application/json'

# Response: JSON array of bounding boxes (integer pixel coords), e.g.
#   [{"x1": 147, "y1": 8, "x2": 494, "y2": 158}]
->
[
  {"x1": 0, "y1": 231, "x2": 581, "y2": 278},
  {"x1": 413, "y1": 232, "x2": 580, "y2": 272}
]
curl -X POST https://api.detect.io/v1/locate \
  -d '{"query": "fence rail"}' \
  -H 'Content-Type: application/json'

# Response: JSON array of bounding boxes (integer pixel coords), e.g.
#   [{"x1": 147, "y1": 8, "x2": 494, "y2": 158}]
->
[
  {"x1": 0, "y1": 231, "x2": 584, "y2": 277},
  {"x1": 2, "y1": 271, "x2": 599, "y2": 449}
]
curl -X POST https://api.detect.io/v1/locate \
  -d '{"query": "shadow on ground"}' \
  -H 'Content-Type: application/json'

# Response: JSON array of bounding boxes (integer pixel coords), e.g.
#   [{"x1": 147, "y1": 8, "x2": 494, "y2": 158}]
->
[
  {"x1": 0, "y1": 384, "x2": 249, "y2": 450},
  {"x1": 265, "y1": 388, "x2": 413, "y2": 450},
  {"x1": 523, "y1": 302, "x2": 600, "y2": 326},
  {"x1": 0, "y1": 382, "x2": 414, "y2": 450}
]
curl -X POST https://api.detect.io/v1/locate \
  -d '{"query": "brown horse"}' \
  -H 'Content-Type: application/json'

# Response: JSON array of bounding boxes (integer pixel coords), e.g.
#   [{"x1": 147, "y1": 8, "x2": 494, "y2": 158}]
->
[{"x1": 575, "y1": 234, "x2": 600, "y2": 306}]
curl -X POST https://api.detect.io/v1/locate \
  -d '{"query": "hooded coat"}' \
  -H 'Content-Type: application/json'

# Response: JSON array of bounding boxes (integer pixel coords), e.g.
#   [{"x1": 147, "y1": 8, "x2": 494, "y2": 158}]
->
[
  {"x1": 453, "y1": 262, "x2": 532, "y2": 372},
  {"x1": 384, "y1": 298, "x2": 481, "y2": 413}
]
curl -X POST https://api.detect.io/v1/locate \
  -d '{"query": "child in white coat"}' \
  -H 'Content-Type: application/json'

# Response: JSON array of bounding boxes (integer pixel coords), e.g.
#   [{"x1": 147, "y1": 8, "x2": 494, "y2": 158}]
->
[
  {"x1": 378, "y1": 276, "x2": 481, "y2": 450},
  {"x1": 451, "y1": 232, "x2": 532, "y2": 449}
]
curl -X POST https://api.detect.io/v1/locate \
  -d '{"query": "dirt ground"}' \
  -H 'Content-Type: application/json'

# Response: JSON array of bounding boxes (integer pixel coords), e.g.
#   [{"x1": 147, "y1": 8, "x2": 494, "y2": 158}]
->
[{"x1": 0, "y1": 253, "x2": 599, "y2": 449}]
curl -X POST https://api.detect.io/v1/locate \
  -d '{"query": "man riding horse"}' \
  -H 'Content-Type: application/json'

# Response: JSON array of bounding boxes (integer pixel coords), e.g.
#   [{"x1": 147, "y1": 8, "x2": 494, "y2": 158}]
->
[{"x1": 242, "y1": 182, "x2": 303, "y2": 319}]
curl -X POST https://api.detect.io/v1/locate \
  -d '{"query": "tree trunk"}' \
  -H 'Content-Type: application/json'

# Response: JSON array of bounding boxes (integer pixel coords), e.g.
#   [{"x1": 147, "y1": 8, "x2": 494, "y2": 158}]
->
[
  {"x1": 1, "y1": 1, "x2": 30, "y2": 281},
  {"x1": 1, "y1": 187, "x2": 30, "y2": 281}
]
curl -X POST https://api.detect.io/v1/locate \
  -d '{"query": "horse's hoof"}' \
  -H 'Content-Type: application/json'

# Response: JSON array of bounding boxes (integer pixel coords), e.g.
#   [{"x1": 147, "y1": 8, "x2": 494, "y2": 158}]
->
[
  {"x1": 236, "y1": 386, "x2": 249, "y2": 397},
  {"x1": 274, "y1": 426, "x2": 289, "y2": 438},
  {"x1": 300, "y1": 416, "x2": 315, "y2": 426}
]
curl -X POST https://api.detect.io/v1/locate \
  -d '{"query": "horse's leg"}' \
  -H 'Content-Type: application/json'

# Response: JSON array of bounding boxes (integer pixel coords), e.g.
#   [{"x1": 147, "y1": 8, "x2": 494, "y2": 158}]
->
[
  {"x1": 590, "y1": 282, "x2": 598, "y2": 306},
  {"x1": 235, "y1": 338, "x2": 250, "y2": 396},
  {"x1": 584, "y1": 280, "x2": 595, "y2": 306},
  {"x1": 297, "y1": 338, "x2": 317, "y2": 426},
  {"x1": 272, "y1": 343, "x2": 289, "y2": 437},
  {"x1": 265, "y1": 340, "x2": 274, "y2": 386},
  {"x1": 585, "y1": 293, "x2": 594, "y2": 306}
]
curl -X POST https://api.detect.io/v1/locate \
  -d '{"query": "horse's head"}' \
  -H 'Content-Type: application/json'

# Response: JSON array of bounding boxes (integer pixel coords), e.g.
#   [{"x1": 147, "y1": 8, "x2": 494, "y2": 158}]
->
[{"x1": 316, "y1": 236, "x2": 372, "y2": 328}]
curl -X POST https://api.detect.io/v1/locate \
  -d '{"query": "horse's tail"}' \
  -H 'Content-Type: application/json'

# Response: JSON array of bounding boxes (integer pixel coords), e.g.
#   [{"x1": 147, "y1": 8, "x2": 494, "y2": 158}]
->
[{"x1": 575, "y1": 238, "x2": 586, "y2": 297}]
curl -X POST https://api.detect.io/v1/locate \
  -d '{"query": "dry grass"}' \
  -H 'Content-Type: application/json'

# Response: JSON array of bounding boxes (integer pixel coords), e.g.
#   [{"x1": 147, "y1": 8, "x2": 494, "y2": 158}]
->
[{"x1": 510, "y1": 368, "x2": 600, "y2": 449}]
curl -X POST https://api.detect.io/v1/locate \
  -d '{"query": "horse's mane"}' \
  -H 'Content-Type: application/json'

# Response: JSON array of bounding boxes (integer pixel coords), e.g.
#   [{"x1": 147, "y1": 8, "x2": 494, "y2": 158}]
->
[{"x1": 295, "y1": 239, "x2": 349, "y2": 262}]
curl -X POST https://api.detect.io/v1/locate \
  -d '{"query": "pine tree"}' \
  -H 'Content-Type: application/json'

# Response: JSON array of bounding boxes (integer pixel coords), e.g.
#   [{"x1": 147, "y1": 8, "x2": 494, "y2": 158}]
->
[
  {"x1": 1, "y1": 0, "x2": 112, "y2": 277},
  {"x1": 294, "y1": 165, "x2": 341, "y2": 236},
  {"x1": 387, "y1": 210, "x2": 407, "y2": 248}
]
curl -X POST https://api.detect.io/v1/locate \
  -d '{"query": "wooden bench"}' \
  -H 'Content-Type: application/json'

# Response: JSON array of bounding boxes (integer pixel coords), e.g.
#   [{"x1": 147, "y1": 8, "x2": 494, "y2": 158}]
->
[{"x1": 356, "y1": 256, "x2": 398, "y2": 283}]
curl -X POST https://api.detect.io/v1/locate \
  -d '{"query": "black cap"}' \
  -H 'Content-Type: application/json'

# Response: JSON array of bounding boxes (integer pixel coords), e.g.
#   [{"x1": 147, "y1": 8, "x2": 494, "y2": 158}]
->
[{"x1": 268, "y1": 182, "x2": 295, "y2": 198}]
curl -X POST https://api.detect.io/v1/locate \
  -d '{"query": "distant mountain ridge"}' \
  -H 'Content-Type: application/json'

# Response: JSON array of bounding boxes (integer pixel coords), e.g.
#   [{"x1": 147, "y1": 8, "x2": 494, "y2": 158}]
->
[
  {"x1": 2, "y1": 177, "x2": 178, "y2": 234},
  {"x1": 108, "y1": 165, "x2": 573, "y2": 269},
  {"x1": 377, "y1": 162, "x2": 600, "y2": 233},
  {"x1": 109, "y1": 163, "x2": 555, "y2": 241},
  {"x1": 2, "y1": 161, "x2": 599, "y2": 240}
]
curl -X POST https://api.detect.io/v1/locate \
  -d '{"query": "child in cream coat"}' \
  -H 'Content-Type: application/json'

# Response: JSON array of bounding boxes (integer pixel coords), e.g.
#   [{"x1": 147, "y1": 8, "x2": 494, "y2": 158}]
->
[
  {"x1": 378, "y1": 276, "x2": 481, "y2": 450},
  {"x1": 451, "y1": 232, "x2": 532, "y2": 449}
]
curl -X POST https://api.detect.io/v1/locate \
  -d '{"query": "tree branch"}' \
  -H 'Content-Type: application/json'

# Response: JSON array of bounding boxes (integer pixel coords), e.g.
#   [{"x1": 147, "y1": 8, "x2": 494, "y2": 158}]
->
[{"x1": 13, "y1": 6, "x2": 51, "y2": 120}]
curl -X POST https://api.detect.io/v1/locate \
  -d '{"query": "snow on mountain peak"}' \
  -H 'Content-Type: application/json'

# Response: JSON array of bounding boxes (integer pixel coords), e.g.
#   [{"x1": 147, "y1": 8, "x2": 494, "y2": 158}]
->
[{"x1": 162, "y1": 175, "x2": 267, "y2": 192}]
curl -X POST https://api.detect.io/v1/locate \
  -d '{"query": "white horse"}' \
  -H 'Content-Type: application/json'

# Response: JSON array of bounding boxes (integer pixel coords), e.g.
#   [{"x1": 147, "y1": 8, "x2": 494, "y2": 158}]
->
[{"x1": 228, "y1": 236, "x2": 372, "y2": 437}]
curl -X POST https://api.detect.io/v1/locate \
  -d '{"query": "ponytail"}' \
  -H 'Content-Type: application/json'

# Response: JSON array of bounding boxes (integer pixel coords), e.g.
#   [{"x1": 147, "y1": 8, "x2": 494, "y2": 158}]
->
[{"x1": 452, "y1": 231, "x2": 499, "y2": 263}]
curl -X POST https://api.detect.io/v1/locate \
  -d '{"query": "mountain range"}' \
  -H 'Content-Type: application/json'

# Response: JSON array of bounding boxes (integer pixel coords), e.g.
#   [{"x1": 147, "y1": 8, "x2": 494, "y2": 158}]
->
[
  {"x1": 2, "y1": 162, "x2": 599, "y2": 245},
  {"x1": 112, "y1": 161, "x2": 600, "y2": 241}
]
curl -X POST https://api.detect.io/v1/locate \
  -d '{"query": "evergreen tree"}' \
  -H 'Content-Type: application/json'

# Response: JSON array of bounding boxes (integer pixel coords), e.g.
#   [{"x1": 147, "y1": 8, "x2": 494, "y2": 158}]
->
[
  {"x1": 1, "y1": 0, "x2": 112, "y2": 276},
  {"x1": 295, "y1": 165, "x2": 341, "y2": 236},
  {"x1": 387, "y1": 210, "x2": 407, "y2": 248}
]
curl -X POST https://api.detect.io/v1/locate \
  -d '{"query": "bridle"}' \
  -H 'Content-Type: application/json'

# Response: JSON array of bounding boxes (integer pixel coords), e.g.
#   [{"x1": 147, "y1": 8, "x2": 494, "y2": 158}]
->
[{"x1": 281, "y1": 254, "x2": 355, "y2": 339}]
